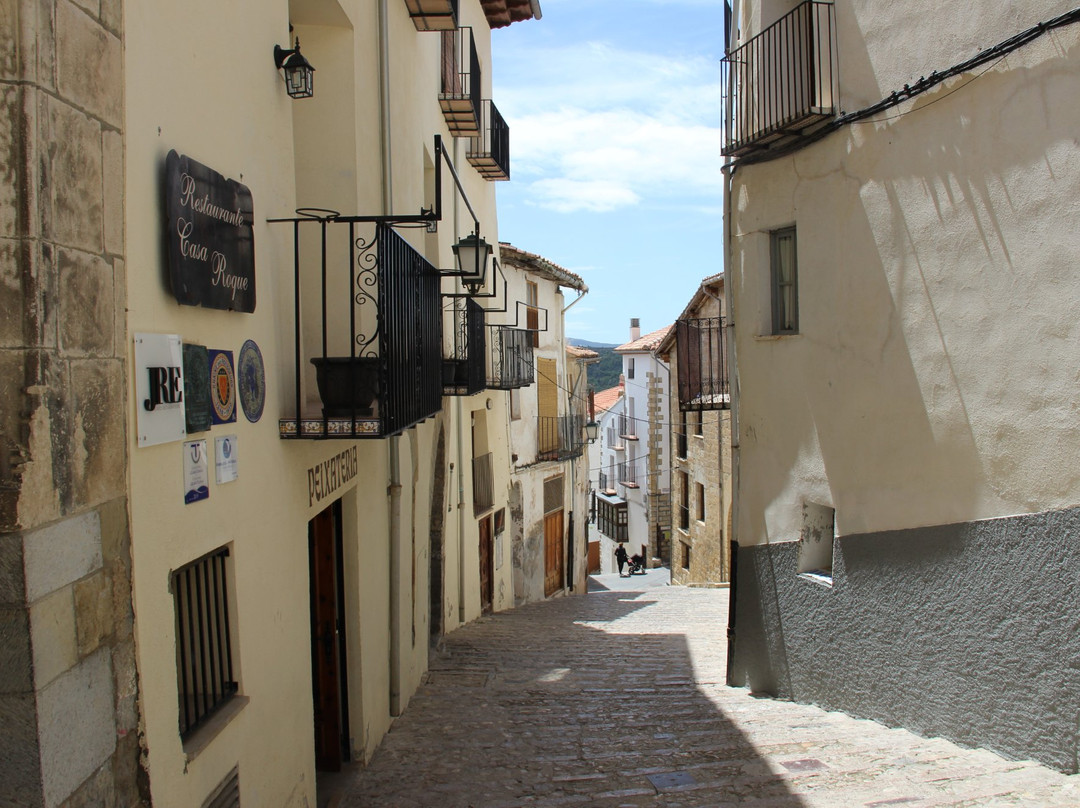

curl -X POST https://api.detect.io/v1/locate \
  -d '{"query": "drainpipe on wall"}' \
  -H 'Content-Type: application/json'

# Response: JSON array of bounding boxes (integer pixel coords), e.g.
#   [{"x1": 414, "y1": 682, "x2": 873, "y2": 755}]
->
[
  {"x1": 379, "y1": 0, "x2": 405, "y2": 717},
  {"x1": 455, "y1": 138, "x2": 467, "y2": 624}
]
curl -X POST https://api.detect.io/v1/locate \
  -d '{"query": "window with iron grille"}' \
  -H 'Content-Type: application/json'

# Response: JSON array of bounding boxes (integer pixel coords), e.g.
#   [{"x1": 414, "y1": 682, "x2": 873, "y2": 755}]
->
[
  {"x1": 678, "y1": 472, "x2": 690, "y2": 531},
  {"x1": 172, "y1": 546, "x2": 238, "y2": 739},
  {"x1": 677, "y1": 410, "x2": 687, "y2": 458}
]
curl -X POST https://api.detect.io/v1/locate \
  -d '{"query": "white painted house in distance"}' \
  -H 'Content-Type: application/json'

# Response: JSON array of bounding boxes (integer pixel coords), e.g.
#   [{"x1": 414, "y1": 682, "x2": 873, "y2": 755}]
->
[
  {"x1": 721, "y1": 0, "x2": 1080, "y2": 773},
  {"x1": 588, "y1": 381, "x2": 625, "y2": 575},
  {"x1": 613, "y1": 320, "x2": 672, "y2": 567}
]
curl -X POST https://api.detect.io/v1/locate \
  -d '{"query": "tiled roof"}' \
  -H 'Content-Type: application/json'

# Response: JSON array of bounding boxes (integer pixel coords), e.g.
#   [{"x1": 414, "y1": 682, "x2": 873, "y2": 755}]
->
[
  {"x1": 615, "y1": 324, "x2": 673, "y2": 354},
  {"x1": 566, "y1": 344, "x2": 598, "y2": 359},
  {"x1": 593, "y1": 384, "x2": 623, "y2": 414},
  {"x1": 499, "y1": 243, "x2": 587, "y2": 292},
  {"x1": 481, "y1": 0, "x2": 542, "y2": 29}
]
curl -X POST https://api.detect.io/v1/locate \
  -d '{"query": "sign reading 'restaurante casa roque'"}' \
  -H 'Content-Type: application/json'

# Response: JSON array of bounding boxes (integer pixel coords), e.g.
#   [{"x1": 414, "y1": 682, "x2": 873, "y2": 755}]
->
[{"x1": 165, "y1": 150, "x2": 256, "y2": 312}]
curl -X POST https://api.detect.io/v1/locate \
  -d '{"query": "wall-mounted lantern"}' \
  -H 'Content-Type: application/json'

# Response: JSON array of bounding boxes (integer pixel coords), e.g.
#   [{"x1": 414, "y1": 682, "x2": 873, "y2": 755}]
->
[
  {"x1": 273, "y1": 38, "x2": 315, "y2": 99},
  {"x1": 584, "y1": 421, "x2": 599, "y2": 443},
  {"x1": 452, "y1": 232, "x2": 491, "y2": 295}
]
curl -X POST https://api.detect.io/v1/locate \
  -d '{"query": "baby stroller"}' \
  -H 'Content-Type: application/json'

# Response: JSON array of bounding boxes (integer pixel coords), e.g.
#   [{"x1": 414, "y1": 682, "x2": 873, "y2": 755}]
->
[{"x1": 627, "y1": 553, "x2": 646, "y2": 575}]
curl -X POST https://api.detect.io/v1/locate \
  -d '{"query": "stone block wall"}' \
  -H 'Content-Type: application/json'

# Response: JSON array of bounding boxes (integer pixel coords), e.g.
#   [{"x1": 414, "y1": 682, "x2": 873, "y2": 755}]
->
[{"x1": 0, "y1": 1, "x2": 145, "y2": 805}]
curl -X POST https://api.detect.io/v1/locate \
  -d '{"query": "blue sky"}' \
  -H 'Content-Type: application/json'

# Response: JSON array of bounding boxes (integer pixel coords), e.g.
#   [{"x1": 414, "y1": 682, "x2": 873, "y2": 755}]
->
[{"x1": 491, "y1": 0, "x2": 725, "y2": 346}]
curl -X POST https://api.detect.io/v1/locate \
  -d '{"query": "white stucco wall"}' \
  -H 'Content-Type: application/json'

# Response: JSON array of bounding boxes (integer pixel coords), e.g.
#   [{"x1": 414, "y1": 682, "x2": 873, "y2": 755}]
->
[{"x1": 730, "y1": 4, "x2": 1080, "y2": 547}]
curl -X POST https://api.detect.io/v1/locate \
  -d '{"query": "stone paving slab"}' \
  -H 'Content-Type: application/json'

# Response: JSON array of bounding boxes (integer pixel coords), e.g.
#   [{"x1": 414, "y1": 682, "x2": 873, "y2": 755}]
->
[{"x1": 332, "y1": 578, "x2": 1080, "y2": 807}]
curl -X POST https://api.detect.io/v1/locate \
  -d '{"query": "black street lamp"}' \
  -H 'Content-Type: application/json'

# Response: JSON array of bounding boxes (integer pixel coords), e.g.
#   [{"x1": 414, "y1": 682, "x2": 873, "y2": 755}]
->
[{"x1": 274, "y1": 38, "x2": 315, "y2": 99}]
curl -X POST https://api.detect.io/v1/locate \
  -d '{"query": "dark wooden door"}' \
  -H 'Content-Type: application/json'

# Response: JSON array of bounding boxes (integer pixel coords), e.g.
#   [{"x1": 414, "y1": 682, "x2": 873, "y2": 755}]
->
[
  {"x1": 479, "y1": 515, "x2": 493, "y2": 613},
  {"x1": 544, "y1": 510, "x2": 564, "y2": 597},
  {"x1": 309, "y1": 503, "x2": 347, "y2": 771}
]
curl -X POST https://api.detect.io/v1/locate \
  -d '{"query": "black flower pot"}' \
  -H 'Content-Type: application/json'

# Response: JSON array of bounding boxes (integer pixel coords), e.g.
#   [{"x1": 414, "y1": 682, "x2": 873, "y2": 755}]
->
[{"x1": 310, "y1": 357, "x2": 380, "y2": 418}]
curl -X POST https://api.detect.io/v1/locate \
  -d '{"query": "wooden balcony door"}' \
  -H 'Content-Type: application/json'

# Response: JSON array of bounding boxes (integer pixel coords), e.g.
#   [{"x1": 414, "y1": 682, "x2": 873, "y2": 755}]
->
[{"x1": 544, "y1": 509, "x2": 564, "y2": 597}]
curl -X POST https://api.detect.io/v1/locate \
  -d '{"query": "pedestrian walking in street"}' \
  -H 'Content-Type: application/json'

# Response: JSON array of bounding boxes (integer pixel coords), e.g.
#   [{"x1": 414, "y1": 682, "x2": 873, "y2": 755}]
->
[{"x1": 615, "y1": 544, "x2": 628, "y2": 576}]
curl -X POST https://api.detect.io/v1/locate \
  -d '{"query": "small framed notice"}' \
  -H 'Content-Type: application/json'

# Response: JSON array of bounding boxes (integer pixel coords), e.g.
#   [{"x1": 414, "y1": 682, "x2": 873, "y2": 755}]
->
[
  {"x1": 215, "y1": 435, "x2": 239, "y2": 484},
  {"x1": 183, "y1": 440, "x2": 209, "y2": 504}
]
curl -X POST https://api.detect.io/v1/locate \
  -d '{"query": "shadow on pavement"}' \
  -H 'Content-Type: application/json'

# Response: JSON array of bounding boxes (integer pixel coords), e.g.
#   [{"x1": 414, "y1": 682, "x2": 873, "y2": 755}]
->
[{"x1": 336, "y1": 588, "x2": 805, "y2": 807}]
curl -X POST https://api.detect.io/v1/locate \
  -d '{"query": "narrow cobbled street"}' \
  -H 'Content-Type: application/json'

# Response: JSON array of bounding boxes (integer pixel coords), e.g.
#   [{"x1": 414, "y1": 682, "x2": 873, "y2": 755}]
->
[{"x1": 332, "y1": 573, "x2": 1079, "y2": 807}]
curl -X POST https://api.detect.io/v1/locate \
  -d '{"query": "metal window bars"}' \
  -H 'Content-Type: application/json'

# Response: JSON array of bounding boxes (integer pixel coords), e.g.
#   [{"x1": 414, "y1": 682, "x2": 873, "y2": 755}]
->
[
  {"x1": 466, "y1": 99, "x2": 510, "y2": 181},
  {"x1": 675, "y1": 316, "x2": 730, "y2": 412},
  {"x1": 172, "y1": 546, "x2": 237, "y2": 739}
]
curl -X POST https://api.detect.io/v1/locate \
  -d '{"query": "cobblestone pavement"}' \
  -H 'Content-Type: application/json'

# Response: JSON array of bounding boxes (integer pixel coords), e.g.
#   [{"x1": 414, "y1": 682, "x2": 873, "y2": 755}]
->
[{"x1": 334, "y1": 575, "x2": 1080, "y2": 807}]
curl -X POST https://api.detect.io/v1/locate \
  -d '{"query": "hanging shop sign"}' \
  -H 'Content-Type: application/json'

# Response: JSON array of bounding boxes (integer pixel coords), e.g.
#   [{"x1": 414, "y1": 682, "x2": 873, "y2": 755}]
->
[
  {"x1": 135, "y1": 333, "x2": 186, "y2": 447},
  {"x1": 165, "y1": 150, "x2": 256, "y2": 313}
]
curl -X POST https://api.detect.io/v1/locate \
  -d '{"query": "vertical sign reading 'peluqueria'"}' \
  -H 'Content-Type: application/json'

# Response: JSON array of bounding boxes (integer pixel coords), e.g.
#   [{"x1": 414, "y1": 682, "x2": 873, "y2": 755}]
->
[{"x1": 165, "y1": 150, "x2": 256, "y2": 312}]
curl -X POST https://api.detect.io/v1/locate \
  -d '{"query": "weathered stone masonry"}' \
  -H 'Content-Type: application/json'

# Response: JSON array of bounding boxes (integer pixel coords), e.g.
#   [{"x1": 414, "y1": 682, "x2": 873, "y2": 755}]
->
[{"x1": 0, "y1": 1, "x2": 146, "y2": 805}]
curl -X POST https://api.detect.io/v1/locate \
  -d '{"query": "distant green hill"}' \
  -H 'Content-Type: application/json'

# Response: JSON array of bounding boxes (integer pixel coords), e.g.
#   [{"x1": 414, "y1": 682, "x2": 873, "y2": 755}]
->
[{"x1": 584, "y1": 347, "x2": 622, "y2": 393}]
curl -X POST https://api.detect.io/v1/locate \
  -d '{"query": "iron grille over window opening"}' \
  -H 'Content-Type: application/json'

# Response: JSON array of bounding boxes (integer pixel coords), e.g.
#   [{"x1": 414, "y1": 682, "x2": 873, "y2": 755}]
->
[
  {"x1": 676, "y1": 317, "x2": 729, "y2": 411},
  {"x1": 172, "y1": 546, "x2": 237, "y2": 739}
]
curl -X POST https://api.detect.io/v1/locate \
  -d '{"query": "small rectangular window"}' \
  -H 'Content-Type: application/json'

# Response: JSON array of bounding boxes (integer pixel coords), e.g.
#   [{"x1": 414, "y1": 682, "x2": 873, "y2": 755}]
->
[
  {"x1": 696, "y1": 482, "x2": 706, "y2": 522},
  {"x1": 172, "y1": 546, "x2": 238, "y2": 739},
  {"x1": 509, "y1": 388, "x2": 521, "y2": 420},
  {"x1": 627, "y1": 357, "x2": 635, "y2": 379},
  {"x1": 526, "y1": 281, "x2": 539, "y2": 348},
  {"x1": 771, "y1": 226, "x2": 798, "y2": 334},
  {"x1": 678, "y1": 472, "x2": 690, "y2": 531},
  {"x1": 798, "y1": 501, "x2": 835, "y2": 583},
  {"x1": 681, "y1": 542, "x2": 691, "y2": 571}
]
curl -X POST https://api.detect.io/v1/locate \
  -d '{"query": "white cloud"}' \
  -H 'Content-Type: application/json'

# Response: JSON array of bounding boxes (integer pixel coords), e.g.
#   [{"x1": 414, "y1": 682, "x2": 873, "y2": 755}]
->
[{"x1": 495, "y1": 39, "x2": 723, "y2": 214}]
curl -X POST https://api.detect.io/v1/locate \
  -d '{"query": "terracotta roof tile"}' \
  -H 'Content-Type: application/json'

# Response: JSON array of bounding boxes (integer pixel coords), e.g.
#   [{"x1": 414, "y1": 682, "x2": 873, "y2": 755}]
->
[
  {"x1": 615, "y1": 324, "x2": 673, "y2": 354},
  {"x1": 481, "y1": 0, "x2": 540, "y2": 28},
  {"x1": 593, "y1": 384, "x2": 623, "y2": 414},
  {"x1": 566, "y1": 344, "x2": 599, "y2": 359}
]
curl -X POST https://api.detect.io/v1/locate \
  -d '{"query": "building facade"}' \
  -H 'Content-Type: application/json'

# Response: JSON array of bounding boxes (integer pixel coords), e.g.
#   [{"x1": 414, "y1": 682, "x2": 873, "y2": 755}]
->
[
  {"x1": 613, "y1": 320, "x2": 672, "y2": 567},
  {"x1": 723, "y1": 0, "x2": 1080, "y2": 773},
  {"x1": 1, "y1": 1, "x2": 551, "y2": 806},
  {"x1": 500, "y1": 245, "x2": 592, "y2": 604},
  {"x1": 658, "y1": 275, "x2": 731, "y2": 586},
  {"x1": 588, "y1": 381, "x2": 625, "y2": 575}
]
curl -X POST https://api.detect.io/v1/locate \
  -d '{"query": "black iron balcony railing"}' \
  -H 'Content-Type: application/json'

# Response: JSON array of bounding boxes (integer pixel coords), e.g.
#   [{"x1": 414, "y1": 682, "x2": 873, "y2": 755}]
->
[
  {"x1": 275, "y1": 218, "x2": 443, "y2": 439},
  {"x1": 472, "y1": 451, "x2": 494, "y2": 515},
  {"x1": 722, "y1": 0, "x2": 837, "y2": 158},
  {"x1": 676, "y1": 316, "x2": 729, "y2": 412},
  {"x1": 618, "y1": 413, "x2": 636, "y2": 439},
  {"x1": 488, "y1": 326, "x2": 534, "y2": 389},
  {"x1": 466, "y1": 100, "x2": 510, "y2": 181},
  {"x1": 620, "y1": 459, "x2": 638, "y2": 487},
  {"x1": 443, "y1": 297, "x2": 486, "y2": 396},
  {"x1": 537, "y1": 414, "x2": 586, "y2": 462},
  {"x1": 440, "y1": 27, "x2": 481, "y2": 135},
  {"x1": 405, "y1": 0, "x2": 458, "y2": 31},
  {"x1": 596, "y1": 493, "x2": 628, "y2": 541}
]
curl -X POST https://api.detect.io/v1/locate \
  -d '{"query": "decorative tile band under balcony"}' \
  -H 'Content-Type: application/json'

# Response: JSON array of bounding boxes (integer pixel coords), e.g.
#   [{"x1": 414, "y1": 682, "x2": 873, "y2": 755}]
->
[
  {"x1": 536, "y1": 414, "x2": 586, "y2": 462},
  {"x1": 443, "y1": 297, "x2": 487, "y2": 396},
  {"x1": 675, "y1": 316, "x2": 729, "y2": 411},
  {"x1": 275, "y1": 218, "x2": 443, "y2": 439},
  {"x1": 722, "y1": 0, "x2": 837, "y2": 158},
  {"x1": 466, "y1": 100, "x2": 510, "y2": 181},
  {"x1": 439, "y1": 27, "x2": 481, "y2": 135},
  {"x1": 487, "y1": 326, "x2": 534, "y2": 390}
]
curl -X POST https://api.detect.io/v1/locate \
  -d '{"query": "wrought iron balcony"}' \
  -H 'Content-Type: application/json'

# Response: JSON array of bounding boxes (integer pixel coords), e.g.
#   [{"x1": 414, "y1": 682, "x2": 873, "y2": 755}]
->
[
  {"x1": 405, "y1": 0, "x2": 458, "y2": 31},
  {"x1": 487, "y1": 326, "x2": 533, "y2": 389},
  {"x1": 722, "y1": 0, "x2": 838, "y2": 158},
  {"x1": 443, "y1": 297, "x2": 487, "y2": 396},
  {"x1": 472, "y1": 451, "x2": 494, "y2": 515},
  {"x1": 675, "y1": 316, "x2": 729, "y2": 411},
  {"x1": 275, "y1": 217, "x2": 443, "y2": 439},
  {"x1": 439, "y1": 27, "x2": 481, "y2": 135},
  {"x1": 618, "y1": 414, "x2": 636, "y2": 440},
  {"x1": 537, "y1": 414, "x2": 586, "y2": 462},
  {"x1": 466, "y1": 100, "x2": 510, "y2": 181}
]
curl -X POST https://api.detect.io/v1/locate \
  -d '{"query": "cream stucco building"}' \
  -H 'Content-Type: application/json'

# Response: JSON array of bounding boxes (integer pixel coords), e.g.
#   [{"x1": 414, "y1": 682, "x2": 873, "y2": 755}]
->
[
  {"x1": 0, "y1": 1, "x2": 573, "y2": 806},
  {"x1": 721, "y1": 0, "x2": 1080, "y2": 772}
]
